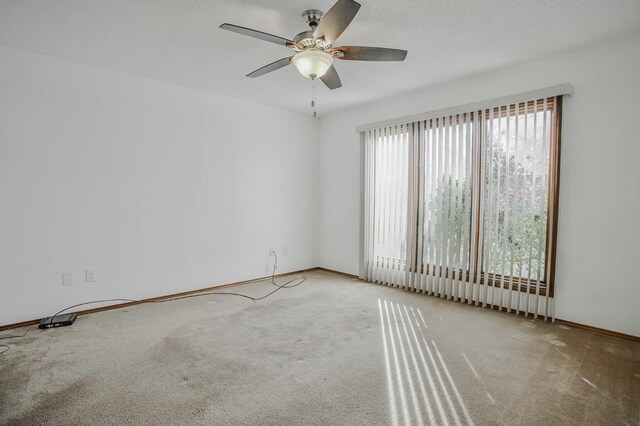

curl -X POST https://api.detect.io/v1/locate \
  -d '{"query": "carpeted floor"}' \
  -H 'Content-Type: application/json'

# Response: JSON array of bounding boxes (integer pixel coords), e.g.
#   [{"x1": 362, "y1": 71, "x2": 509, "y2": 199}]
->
[{"x1": 1, "y1": 270, "x2": 638, "y2": 425}]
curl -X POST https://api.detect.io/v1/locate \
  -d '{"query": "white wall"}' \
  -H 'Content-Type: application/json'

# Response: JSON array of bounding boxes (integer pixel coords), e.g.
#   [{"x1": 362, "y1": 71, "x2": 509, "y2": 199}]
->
[
  {"x1": 3, "y1": 36, "x2": 639, "y2": 336},
  {"x1": 318, "y1": 36, "x2": 640, "y2": 337},
  {"x1": 0, "y1": 44, "x2": 319, "y2": 326}
]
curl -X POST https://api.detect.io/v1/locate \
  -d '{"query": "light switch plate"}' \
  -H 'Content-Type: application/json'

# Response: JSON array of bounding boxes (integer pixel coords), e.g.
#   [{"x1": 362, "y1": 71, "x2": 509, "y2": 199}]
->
[{"x1": 62, "y1": 272, "x2": 74, "y2": 286}]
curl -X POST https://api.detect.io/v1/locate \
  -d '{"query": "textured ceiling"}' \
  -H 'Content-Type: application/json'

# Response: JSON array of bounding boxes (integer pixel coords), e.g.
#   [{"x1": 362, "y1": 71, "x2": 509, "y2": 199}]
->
[{"x1": 1, "y1": 0, "x2": 640, "y2": 116}]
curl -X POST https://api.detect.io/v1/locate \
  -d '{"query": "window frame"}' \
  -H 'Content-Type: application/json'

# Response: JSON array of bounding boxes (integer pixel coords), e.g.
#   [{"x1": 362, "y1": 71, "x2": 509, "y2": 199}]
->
[
  {"x1": 414, "y1": 98, "x2": 562, "y2": 297},
  {"x1": 471, "y1": 97, "x2": 562, "y2": 297}
]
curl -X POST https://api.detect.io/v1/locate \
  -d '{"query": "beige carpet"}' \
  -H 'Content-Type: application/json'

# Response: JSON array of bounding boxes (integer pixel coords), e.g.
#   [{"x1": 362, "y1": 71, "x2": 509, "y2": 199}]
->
[{"x1": 1, "y1": 270, "x2": 638, "y2": 425}]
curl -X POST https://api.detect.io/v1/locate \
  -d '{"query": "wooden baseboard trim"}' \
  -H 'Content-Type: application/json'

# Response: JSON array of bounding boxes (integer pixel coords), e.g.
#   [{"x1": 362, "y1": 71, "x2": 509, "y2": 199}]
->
[
  {"x1": 0, "y1": 318, "x2": 41, "y2": 332},
  {"x1": 555, "y1": 319, "x2": 639, "y2": 343},
  {"x1": 0, "y1": 267, "x2": 315, "y2": 332},
  {"x1": 483, "y1": 307, "x2": 639, "y2": 342},
  {"x1": 4, "y1": 267, "x2": 637, "y2": 344},
  {"x1": 315, "y1": 267, "x2": 359, "y2": 279}
]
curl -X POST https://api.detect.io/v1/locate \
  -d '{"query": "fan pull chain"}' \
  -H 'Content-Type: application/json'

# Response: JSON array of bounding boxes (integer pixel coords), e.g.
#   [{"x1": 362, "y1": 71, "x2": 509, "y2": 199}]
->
[{"x1": 311, "y1": 79, "x2": 317, "y2": 118}]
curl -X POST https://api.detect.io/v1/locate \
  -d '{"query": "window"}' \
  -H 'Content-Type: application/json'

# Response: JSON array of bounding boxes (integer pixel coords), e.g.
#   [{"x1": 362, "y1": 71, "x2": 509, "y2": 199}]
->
[
  {"x1": 480, "y1": 99, "x2": 560, "y2": 295},
  {"x1": 360, "y1": 91, "x2": 564, "y2": 318},
  {"x1": 371, "y1": 127, "x2": 410, "y2": 270}
]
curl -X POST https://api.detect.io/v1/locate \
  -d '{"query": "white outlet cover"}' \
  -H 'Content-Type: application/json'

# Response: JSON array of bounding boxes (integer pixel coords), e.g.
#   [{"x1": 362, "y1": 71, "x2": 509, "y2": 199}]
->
[
  {"x1": 62, "y1": 272, "x2": 74, "y2": 286},
  {"x1": 85, "y1": 269, "x2": 97, "y2": 282}
]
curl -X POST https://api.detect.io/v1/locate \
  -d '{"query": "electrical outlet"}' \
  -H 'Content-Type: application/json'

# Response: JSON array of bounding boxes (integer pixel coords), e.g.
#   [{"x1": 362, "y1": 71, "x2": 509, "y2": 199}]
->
[
  {"x1": 62, "y1": 272, "x2": 74, "y2": 286},
  {"x1": 85, "y1": 269, "x2": 97, "y2": 283},
  {"x1": 283, "y1": 246, "x2": 289, "y2": 256}
]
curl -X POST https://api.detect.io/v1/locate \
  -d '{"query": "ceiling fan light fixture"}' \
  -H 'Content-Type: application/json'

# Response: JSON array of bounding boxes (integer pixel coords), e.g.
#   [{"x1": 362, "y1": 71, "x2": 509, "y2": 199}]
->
[
  {"x1": 291, "y1": 50, "x2": 333, "y2": 79},
  {"x1": 220, "y1": 0, "x2": 407, "y2": 91}
]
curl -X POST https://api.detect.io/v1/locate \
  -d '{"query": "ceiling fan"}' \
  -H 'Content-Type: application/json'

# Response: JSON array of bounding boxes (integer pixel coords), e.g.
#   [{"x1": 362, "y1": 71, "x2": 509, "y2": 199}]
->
[{"x1": 220, "y1": 0, "x2": 408, "y2": 90}]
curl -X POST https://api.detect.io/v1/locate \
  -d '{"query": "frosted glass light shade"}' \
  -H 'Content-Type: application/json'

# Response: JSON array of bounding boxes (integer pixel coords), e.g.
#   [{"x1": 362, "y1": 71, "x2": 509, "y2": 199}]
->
[{"x1": 292, "y1": 50, "x2": 333, "y2": 79}]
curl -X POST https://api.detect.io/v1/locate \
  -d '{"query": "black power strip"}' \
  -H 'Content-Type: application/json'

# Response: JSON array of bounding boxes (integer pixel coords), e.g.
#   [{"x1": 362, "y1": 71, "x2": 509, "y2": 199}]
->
[{"x1": 38, "y1": 313, "x2": 77, "y2": 329}]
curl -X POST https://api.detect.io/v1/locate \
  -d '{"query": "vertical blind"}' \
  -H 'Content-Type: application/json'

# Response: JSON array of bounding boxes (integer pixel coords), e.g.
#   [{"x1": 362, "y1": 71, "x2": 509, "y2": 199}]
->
[{"x1": 360, "y1": 88, "x2": 567, "y2": 319}]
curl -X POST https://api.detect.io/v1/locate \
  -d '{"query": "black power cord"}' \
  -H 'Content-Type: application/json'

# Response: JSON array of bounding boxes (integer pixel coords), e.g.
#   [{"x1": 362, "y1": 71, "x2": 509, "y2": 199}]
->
[
  {"x1": 0, "y1": 327, "x2": 33, "y2": 340},
  {"x1": 0, "y1": 326, "x2": 34, "y2": 355},
  {"x1": 0, "y1": 251, "x2": 306, "y2": 355}
]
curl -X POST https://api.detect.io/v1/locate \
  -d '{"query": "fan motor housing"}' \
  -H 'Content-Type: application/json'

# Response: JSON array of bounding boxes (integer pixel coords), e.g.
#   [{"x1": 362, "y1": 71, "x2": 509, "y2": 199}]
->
[
  {"x1": 294, "y1": 30, "x2": 316, "y2": 47},
  {"x1": 294, "y1": 30, "x2": 332, "y2": 51},
  {"x1": 295, "y1": 9, "x2": 333, "y2": 51}
]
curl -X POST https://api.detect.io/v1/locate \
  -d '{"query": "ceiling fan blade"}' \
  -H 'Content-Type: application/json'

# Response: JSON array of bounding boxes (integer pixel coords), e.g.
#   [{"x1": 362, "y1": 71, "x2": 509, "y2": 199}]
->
[
  {"x1": 246, "y1": 57, "x2": 293, "y2": 78},
  {"x1": 333, "y1": 46, "x2": 408, "y2": 61},
  {"x1": 220, "y1": 23, "x2": 297, "y2": 48},
  {"x1": 320, "y1": 65, "x2": 342, "y2": 90},
  {"x1": 313, "y1": 0, "x2": 361, "y2": 45}
]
